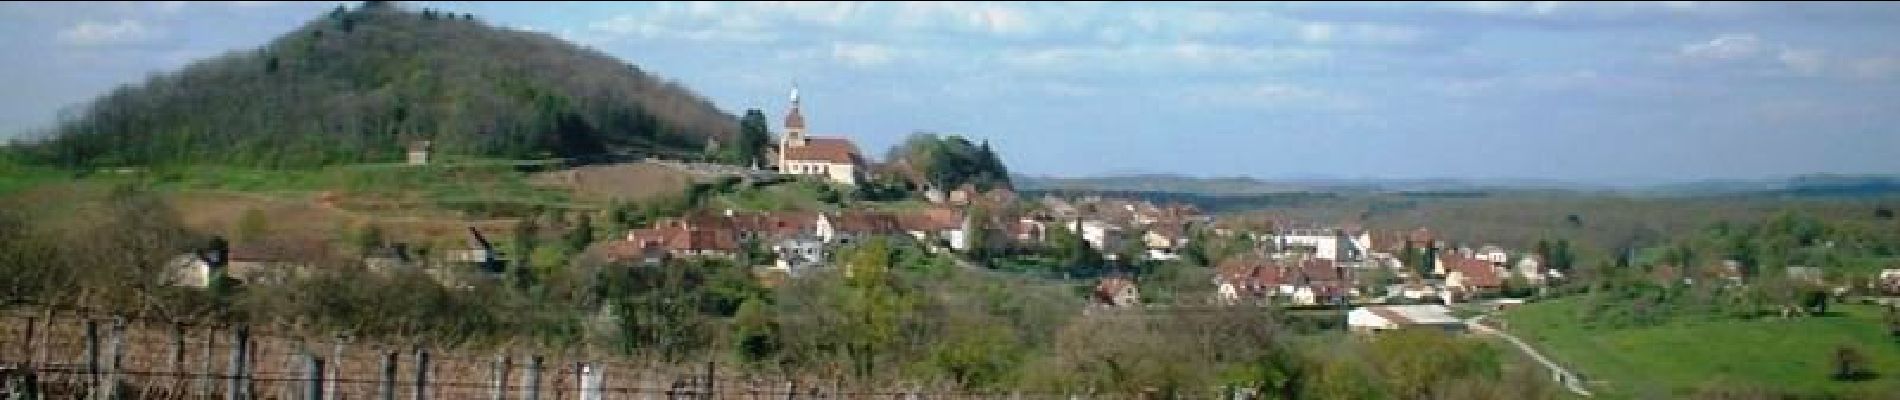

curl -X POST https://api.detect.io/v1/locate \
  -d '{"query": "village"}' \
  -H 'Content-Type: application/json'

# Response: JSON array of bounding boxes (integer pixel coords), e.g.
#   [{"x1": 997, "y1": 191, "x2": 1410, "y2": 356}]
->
[{"x1": 152, "y1": 87, "x2": 1745, "y2": 338}]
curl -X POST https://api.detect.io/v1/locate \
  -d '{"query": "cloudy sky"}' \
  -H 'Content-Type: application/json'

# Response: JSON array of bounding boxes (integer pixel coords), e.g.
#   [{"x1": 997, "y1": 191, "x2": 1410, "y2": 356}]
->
[{"x1": 4, "y1": 1, "x2": 1899, "y2": 183}]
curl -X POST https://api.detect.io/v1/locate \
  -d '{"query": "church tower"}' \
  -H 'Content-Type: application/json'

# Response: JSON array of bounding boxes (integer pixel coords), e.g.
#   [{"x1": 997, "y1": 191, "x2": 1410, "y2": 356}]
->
[{"x1": 783, "y1": 86, "x2": 807, "y2": 147}]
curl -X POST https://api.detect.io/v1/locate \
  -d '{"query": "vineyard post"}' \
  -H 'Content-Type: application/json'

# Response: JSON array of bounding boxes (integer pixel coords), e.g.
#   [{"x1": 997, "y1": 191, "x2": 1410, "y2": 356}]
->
[
  {"x1": 227, "y1": 326, "x2": 249, "y2": 400},
  {"x1": 490, "y1": 354, "x2": 511, "y2": 400},
  {"x1": 379, "y1": 350, "x2": 398, "y2": 400},
  {"x1": 411, "y1": 347, "x2": 429, "y2": 400},
  {"x1": 521, "y1": 355, "x2": 542, "y2": 400}
]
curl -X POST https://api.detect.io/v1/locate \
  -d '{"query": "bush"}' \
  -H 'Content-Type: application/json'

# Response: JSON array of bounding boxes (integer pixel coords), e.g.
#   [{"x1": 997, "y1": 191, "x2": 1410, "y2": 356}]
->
[{"x1": 1831, "y1": 345, "x2": 1876, "y2": 381}]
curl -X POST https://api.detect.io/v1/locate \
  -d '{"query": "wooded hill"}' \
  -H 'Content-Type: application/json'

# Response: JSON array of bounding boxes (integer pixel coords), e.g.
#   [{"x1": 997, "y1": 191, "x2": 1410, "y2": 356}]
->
[{"x1": 17, "y1": 2, "x2": 736, "y2": 168}]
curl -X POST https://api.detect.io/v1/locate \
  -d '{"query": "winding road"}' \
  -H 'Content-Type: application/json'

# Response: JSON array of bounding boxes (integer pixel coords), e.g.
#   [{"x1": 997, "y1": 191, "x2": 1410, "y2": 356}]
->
[{"x1": 1466, "y1": 315, "x2": 1595, "y2": 397}]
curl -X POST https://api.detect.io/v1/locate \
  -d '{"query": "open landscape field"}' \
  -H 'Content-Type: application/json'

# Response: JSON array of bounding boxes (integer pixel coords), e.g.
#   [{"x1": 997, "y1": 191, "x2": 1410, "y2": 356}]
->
[{"x1": 1499, "y1": 297, "x2": 1900, "y2": 398}]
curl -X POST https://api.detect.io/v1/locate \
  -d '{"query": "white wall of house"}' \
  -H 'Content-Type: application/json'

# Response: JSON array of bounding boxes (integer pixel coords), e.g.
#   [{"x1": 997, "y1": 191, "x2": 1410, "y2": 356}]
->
[
  {"x1": 1073, "y1": 220, "x2": 1121, "y2": 253},
  {"x1": 771, "y1": 237, "x2": 827, "y2": 277},
  {"x1": 1275, "y1": 229, "x2": 1364, "y2": 260},
  {"x1": 1515, "y1": 257, "x2": 1545, "y2": 284},
  {"x1": 782, "y1": 160, "x2": 858, "y2": 186},
  {"x1": 815, "y1": 214, "x2": 839, "y2": 243},
  {"x1": 166, "y1": 255, "x2": 213, "y2": 288}
]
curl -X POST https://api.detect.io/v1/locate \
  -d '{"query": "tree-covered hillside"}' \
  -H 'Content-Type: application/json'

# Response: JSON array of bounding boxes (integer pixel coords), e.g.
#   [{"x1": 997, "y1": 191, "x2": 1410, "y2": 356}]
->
[
  {"x1": 18, "y1": 2, "x2": 736, "y2": 168},
  {"x1": 886, "y1": 133, "x2": 1012, "y2": 191}
]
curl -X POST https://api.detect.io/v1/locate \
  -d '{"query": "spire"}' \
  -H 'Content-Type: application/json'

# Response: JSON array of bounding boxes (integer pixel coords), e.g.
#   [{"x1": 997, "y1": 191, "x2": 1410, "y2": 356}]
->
[{"x1": 783, "y1": 83, "x2": 807, "y2": 131}]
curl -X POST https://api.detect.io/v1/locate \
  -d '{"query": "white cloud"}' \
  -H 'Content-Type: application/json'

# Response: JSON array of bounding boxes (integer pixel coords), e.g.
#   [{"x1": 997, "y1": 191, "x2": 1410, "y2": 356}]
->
[
  {"x1": 57, "y1": 19, "x2": 159, "y2": 46},
  {"x1": 1179, "y1": 82, "x2": 1361, "y2": 111},
  {"x1": 999, "y1": 43, "x2": 1330, "y2": 73},
  {"x1": 890, "y1": 2, "x2": 1040, "y2": 36},
  {"x1": 588, "y1": 13, "x2": 777, "y2": 43},
  {"x1": 1667, "y1": 33, "x2": 1899, "y2": 80},
  {"x1": 831, "y1": 42, "x2": 898, "y2": 67},
  {"x1": 1297, "y1": 22, "x2": 1430, "y2": 46},
  {"x1": 1679, "y1": 33, "x2": 1760, "y2": 61}
]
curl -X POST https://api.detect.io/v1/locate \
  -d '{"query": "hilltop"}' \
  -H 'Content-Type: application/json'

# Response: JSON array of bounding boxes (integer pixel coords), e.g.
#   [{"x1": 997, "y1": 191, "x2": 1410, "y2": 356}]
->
[{"x1": 14, "y1": 2, "x2": 736, "y2": 168}]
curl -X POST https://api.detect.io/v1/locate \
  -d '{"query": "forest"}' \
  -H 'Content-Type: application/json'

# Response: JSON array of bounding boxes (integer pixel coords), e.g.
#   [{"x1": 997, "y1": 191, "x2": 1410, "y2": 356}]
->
[{"x1": 13, "y1": 2, "x2": 736, "y2": 169}]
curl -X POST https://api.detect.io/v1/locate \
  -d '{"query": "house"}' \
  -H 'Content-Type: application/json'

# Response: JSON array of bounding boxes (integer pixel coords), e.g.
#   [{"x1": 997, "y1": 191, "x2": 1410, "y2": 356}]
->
[
  {"x1": 1514, "y1": 255, "x2": 1546, "y2": 285},
  {"x1": 775, "y1": 87, "x2": 864, "y2": 186},
  {"x1": 1877, "y1": 268, "x2": 1900, "y2": 295},
  {"x1": 598, "y1": 239, "x2": 669, "y2": 267},
  {"x1": 1215, "y1": 256, "x2": 1284, "y2": 305},
  {"x1": 1213, "y1": 256, "x2": 1351, "y2": 306},
  {"x1": 1142, "y1": 222, "x2": 1190, "y2": 261},
  {"x1": 1007, "y1": 218, "x2": 1047, "y2": 246},
  {"x1": 623, "y1": 221, "x2": 742, "y2": 260},
  {"x1": 769, "y1": 235, "x2": 828, "y2": 277},
  {"x1": 1475, "y1": 245, "x2": 1510, "y2": 265},
  {"x1": 897, "y1": 207, "x2": 969, "y2": 251},
  {"x1": 1093, "y1": 277, "x2": 1141, "y2": 307},
  {"x1": 817, "y1": 211, "x2": 904, "y2": 244},
  {"x1": 1348, "y1": 305, "x2": 1465, "y2": 333},
  {"x1": 171, "y1": 239, "x2": 332, "y2": 286},
  {"x1": 407, "y1": 140, "x2": 431, "y2": 165},
  {"x1": 1443, "y1": 254, "x2": 1503, "y2": 301},
  {"x1": 1271, "y1": 228, "x2": 1365, "y2": 261},
  {"x1": 443, "y1": 227, "x2": 506, "y2": 275},
  {"x1": 1069, "y1": 219, "x2": 1125, "y2": 257},
  {"x1": 1290, "y1": 258, "x2": 1352, "y2": 306},
  {"x1": 725, "y1": 210, "x2": 819, "y2": 243}
]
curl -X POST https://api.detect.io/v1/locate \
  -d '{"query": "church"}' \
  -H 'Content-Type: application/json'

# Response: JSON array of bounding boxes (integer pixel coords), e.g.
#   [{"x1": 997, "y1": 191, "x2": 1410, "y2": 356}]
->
[{"x1": 775, "y1": 88, "x2": 864, "y2": 186}]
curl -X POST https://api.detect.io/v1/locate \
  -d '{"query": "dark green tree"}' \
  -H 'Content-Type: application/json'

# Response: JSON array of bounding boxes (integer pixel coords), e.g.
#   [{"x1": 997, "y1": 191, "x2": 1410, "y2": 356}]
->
[
  {"x1": 564, "y1": 213, "x2": 594, "y2": 253},
  {"x1": 736, "y1": 109, "x2": 772, "y2": 167}
]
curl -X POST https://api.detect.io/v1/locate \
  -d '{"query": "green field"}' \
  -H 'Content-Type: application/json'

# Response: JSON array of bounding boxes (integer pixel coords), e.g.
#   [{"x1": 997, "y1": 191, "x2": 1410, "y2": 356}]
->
[{"x1": 1500, "y1": 297, "x2": 1900, "y2": 398}]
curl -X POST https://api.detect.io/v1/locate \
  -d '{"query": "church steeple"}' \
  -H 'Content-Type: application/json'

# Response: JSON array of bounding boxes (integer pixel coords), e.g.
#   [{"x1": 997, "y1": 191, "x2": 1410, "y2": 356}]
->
[{"x1": 783, "y1": 84, "x2": 807, "y2": 147}]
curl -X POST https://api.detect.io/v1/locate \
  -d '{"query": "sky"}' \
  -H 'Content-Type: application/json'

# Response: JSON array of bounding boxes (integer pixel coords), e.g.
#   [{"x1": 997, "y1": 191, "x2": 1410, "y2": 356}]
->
[{"x1": 3, "y1": 1, "x2": 1899, "y2": 184}]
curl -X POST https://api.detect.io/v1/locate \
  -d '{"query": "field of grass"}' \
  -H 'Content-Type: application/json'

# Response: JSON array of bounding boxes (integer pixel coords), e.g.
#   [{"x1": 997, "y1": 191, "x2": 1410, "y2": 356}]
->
[
  {"x1": 1499, "y1": 296, "x2": 1900, "y2": 398},
  {"x1": 0, "y1": 159, "x2": 597, "y2": 252}
]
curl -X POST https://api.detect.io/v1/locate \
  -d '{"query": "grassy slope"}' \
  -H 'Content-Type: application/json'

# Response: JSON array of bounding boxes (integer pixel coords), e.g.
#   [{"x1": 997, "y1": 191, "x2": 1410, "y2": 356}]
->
[
  {"x1": 0, "y1": 159, "x2": 586, "y2": 249},
  {"x1": 1500, "y1": 297, "x2": 1900, "y2": 398}
]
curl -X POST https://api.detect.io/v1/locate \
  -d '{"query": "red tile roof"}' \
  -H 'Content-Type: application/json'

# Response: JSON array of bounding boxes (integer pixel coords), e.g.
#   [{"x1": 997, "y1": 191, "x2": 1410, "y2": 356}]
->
[
  {"x1": 625, "y1": 225, "x2": 740, "y2": 254},
  {"x1": 898, "y1": 208, "x2": 964, "y2": 232},
  {"x1": 1447, "y1": 255, "x2": 1501, "y2": 288},
  {"x1": 1298, "y1": 258, "x2": 1341, "y2": 283},
  {"x1": 783, "y1": 137, "x2": 861, "y2": 165},
  {"x1": 831, "y1": 211, "x2": 903, "y2": 234}
]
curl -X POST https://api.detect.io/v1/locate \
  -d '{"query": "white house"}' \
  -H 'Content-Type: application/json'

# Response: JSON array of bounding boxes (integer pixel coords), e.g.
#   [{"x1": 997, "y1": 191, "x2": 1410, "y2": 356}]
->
[
  {"x1": 1271, "y1": 228, "x2": 1370, "y2": 261},
  {"x1": 1514, "y1": 256, "x2": 1545, "y2": 285},
  {"x1": 166, "y1": 254, "x2": 217, "y2": 288},
  {"x1": 1347, "y1": 305, "x2": 1465, "y2": 333},
  {"x1": 770, "y1": 236, "x2": 828, "y2": 277},
  {"x1": 1476, "y1": 245, "x2": 1510, "y2": 265},
  {"x1": 1070, "y1": 219, "x2": 1124, "y2": 256}
]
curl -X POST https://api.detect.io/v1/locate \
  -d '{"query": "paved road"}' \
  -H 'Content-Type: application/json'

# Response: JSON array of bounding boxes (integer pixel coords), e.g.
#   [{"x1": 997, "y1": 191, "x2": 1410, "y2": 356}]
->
[{"x1": 1466, "y1": 315, "x2": 1595, "y2": 397}]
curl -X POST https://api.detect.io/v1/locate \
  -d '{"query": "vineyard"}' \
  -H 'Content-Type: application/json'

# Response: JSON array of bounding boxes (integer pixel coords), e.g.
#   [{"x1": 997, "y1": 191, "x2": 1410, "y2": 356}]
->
[{"x1": 0, "y1": 308, "x2": 1059, "y2": 399}]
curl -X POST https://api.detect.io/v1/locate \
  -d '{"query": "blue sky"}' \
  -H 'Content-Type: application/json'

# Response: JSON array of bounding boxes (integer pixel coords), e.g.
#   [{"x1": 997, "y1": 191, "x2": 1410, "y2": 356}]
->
[{"x1": 3, "y1": 1, "x2": 1899, "y2": 183}]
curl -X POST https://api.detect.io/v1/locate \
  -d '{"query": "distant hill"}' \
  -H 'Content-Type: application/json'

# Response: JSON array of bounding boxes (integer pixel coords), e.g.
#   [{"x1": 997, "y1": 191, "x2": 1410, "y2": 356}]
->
[
  {"x1": 1019, "y1": 173, "x2": 1900, "y2": 199},
  {"x1": 17, "y1": 2, "x2": 736, "y2": 168}
]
